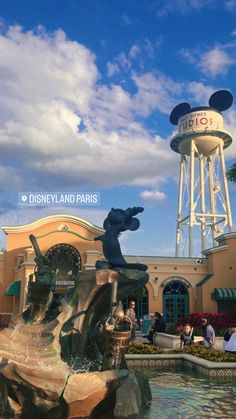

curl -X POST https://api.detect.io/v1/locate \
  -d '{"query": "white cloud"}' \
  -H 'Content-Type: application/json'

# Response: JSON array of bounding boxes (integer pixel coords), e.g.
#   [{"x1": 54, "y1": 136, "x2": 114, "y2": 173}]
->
[
  {"x1": 106, "y1": 39, "x2": 161, "y2": 77},
  {"x1": 179, "y1": 44, "x2": 235, "y2": 78},
  {"x1": 177, "y1": 41, "x2": 236, "y2": 78},
  {"x1": 224, "y1": 0, "x2": 236, "y2": 11},
  {"x1": 0, "y1": 165, "x2": 23, "y2": 191},
  {"x1": 224, "y1": 109, "x2": 236, "y2": 158},
  {"x1": 178, "y1": 48, "x2": 196, "y2": 65},
  {"x1": 116, "y1": 52, "x2": 132, "y2": 71},
  {"x1": 0, "y1": 25, "x2": 178, "y2": 193},
  {"x1": 199, "y1": 47, "x2": 235, "y2": 76},
  {"x1": 129, "y1": 44, "x2": 141, "y2": 59},
  {"x1": 140, "y1": 189, "x2": 167, "y2": 206},
  {"x1": 122, "y1": 13, "x2": 132, "y2": 26},
  {"x1": 187, "y1": 82, "x2": 214, "y2": 104},
  {"x1": 156, "y1": 0, "x2": 215, "y2": 16},
  {"x1": 107, "y1": 62, "x2": 120, "y2": 77},
  {"x1": 132, "y1": 72, "x2": 182, "y2": 115}
]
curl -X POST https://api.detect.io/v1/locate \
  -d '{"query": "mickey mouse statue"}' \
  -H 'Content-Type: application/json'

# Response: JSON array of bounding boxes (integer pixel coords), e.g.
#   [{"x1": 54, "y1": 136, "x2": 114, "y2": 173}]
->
[{"x1": 95, "y1": 206, "x2": 147, "y2": 270}]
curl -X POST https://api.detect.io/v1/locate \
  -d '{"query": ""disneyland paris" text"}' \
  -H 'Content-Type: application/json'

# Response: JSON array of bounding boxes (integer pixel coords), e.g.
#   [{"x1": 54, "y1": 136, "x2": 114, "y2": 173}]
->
[{"x1": 18, "y1": 192, "x2": 100, "y2": 206}]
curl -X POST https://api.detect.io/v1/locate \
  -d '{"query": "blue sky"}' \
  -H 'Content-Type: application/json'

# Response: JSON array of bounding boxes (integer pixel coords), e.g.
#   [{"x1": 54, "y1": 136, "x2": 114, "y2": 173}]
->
[{"x1": 0, "y1": 0, "x2": 236, "y2": 256}]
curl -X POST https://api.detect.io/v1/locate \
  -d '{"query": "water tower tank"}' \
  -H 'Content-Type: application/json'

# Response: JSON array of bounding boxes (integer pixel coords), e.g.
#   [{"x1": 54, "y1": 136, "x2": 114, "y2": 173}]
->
[{"x1": 170, "y1": 102, "x2": 233, "y2": 157}]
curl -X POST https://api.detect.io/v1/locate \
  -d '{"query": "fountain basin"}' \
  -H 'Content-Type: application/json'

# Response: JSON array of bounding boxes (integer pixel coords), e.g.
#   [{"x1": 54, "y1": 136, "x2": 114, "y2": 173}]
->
[
  {"x1": 138, "y1": 369, "x2": 236, "y2": 418},
  {"x1": 126, "y1": 353, "x2": 236, "y2": 379}
]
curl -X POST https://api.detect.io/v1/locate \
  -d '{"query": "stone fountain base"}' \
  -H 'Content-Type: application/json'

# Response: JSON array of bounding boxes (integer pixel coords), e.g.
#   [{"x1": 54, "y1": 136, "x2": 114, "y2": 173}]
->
[
  {"x1": 0, "y1": 334, "x2": 150, "y2": 418},
  {"x1": 64, "y1": 369, "x2": 151, "y2": 419}
]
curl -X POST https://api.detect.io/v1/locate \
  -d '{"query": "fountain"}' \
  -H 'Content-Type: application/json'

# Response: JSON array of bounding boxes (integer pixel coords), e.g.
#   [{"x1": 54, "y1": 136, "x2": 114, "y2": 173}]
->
[{"x1": 0, "y1": 207, "x2": 151, "y2": 418}]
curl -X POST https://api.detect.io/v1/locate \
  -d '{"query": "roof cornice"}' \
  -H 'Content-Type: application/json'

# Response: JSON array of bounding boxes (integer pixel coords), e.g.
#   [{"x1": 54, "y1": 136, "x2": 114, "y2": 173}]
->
[
  {"x1": 215, "y1": 231, "x2": 236, "y2": 243},
  {"x1": 2, "y1": 214, "x2": 104, "y2": 235},
  {"x1": 202, "y1": 244, "x2": 229, "y2": 256}
]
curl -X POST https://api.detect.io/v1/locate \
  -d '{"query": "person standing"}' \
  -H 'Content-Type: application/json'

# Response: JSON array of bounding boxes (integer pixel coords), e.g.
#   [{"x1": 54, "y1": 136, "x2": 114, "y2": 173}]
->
[
  {"x1": 201, "y1": 317, "x2": 215, "y2": 348},
  {"x1": 125, "y1": 300, "x2": 138, "y2": 340}
]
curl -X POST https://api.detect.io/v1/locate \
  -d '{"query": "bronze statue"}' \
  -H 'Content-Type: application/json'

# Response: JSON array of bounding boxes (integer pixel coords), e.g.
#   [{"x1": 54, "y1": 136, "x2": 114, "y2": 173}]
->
[
  {"x1": 95, "y1": 206, "x2": 144, "y2": 268},
  {"x1": 26, "y1": 234, "x2": 56, "y2": 320}
]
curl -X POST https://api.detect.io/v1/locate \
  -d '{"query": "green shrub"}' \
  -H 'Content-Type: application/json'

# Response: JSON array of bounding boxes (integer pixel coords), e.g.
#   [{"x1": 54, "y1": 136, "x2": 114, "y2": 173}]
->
[
  {"x1": 127, "y1": 342, "x2": 163, "y2": 354},
  {"x1": 127, "y1": 342, "x2": 236, "y2": 362},
  {"x1": 171, "y1": 344, "x2": 236, "y2": 362}
]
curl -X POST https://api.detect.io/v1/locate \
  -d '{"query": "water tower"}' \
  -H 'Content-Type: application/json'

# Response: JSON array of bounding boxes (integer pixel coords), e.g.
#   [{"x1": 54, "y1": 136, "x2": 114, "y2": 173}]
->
[{"x1": 169, "y1": 90, "x2": 233, "y2": 257}]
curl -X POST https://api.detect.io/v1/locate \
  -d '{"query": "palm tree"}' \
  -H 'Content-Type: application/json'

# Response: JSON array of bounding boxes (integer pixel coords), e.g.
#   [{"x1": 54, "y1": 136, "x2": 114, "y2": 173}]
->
[{"x1": 227, "y1": 162, "x2": 236, "y2": 183}]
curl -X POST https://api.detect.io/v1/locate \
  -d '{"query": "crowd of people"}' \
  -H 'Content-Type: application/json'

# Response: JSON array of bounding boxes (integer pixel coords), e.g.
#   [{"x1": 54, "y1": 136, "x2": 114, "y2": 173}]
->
[
  {"x1": 125, "y1": 301, "x2": 166, "y2": 343},
  {"x1": 178, "y1": 318, "x2": 236, "y2": 352},
  {"x1": 178, "y1": 317, "x2": 236, "y2": 352},
  {"x1": 125, "y1": 301, "x2": 236, "y2": 353},
  {"x1": 180, "y1": 317, "x2": 236, "y2": 353}
]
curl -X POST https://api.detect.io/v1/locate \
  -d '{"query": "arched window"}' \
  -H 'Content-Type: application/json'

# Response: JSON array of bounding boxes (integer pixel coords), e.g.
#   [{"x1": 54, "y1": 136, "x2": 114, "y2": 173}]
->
[
  {"x1": 163, "y1": 279, "x2": 189, "y2": 324},
  {"x1": 46, "y1": 243, "x2": 81, "y2": 285},
  {"x1": 163, "y1": 281, "x2": 188, "y2": 295}
]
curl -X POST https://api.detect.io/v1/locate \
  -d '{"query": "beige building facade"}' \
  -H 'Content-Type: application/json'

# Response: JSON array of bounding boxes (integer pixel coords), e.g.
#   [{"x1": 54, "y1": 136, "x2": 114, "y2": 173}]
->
[{"x1": 0, "y1": 214, "x2": 235, "y2": 326}]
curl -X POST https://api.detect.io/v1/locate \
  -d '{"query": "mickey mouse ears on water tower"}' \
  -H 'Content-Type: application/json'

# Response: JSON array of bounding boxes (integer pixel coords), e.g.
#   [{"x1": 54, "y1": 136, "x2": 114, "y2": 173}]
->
[
  {"x1": 169, "y1": 103, "x2": 191, "y2": 125},
  {"x1": 208, "y1": 90, "x2": 233, "y2": 111},
  {"x1": 169, "y1": 90, "x2": 233, "y2": 125}
]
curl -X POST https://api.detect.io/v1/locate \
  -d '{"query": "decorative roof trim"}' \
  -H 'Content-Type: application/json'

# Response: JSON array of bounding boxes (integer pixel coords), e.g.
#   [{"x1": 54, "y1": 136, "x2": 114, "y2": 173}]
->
[
  {"x1": 202, "y1": 244, "x2": 228, "y2": 256},
  {"x1": 35, "y1": 229, "x2": 95, "y2": 241},
  {"x1": 215, "y1": 231, "x2": 236, "y2": 243},
  {"x1": 2, "y1": 214, "x2": 104, "y2": 235}
]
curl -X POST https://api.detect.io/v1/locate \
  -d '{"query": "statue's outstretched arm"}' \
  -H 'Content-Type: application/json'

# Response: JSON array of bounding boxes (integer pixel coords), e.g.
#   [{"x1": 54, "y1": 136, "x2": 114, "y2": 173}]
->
[{"x1": 124, "y1": 207, "x2": 144, "y2": 224}]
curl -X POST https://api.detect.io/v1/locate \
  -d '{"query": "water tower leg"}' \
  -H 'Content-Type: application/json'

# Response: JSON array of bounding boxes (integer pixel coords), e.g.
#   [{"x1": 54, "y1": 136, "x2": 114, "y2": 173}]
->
[
  {"x1": 218, "y1": 142, "x2": 233, "y2": 231},
  {"x1": 199, "y1": 156, "x2": 206, "y2": 251},
  {"x1": 189, "y1": 139, "x2": 195, "y2": 257},
  {"x1": 175, "y1": 154, "x2": 185, "y2": 257},
  {"x1": 207, "y1": 156, "x2": 217, "y2": 245}
]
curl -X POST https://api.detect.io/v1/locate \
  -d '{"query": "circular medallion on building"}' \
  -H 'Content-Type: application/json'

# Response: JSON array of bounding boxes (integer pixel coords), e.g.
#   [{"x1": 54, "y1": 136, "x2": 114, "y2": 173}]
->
[{"x1": 46, "y1": 243, "x2": 81, "y2": 286}]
